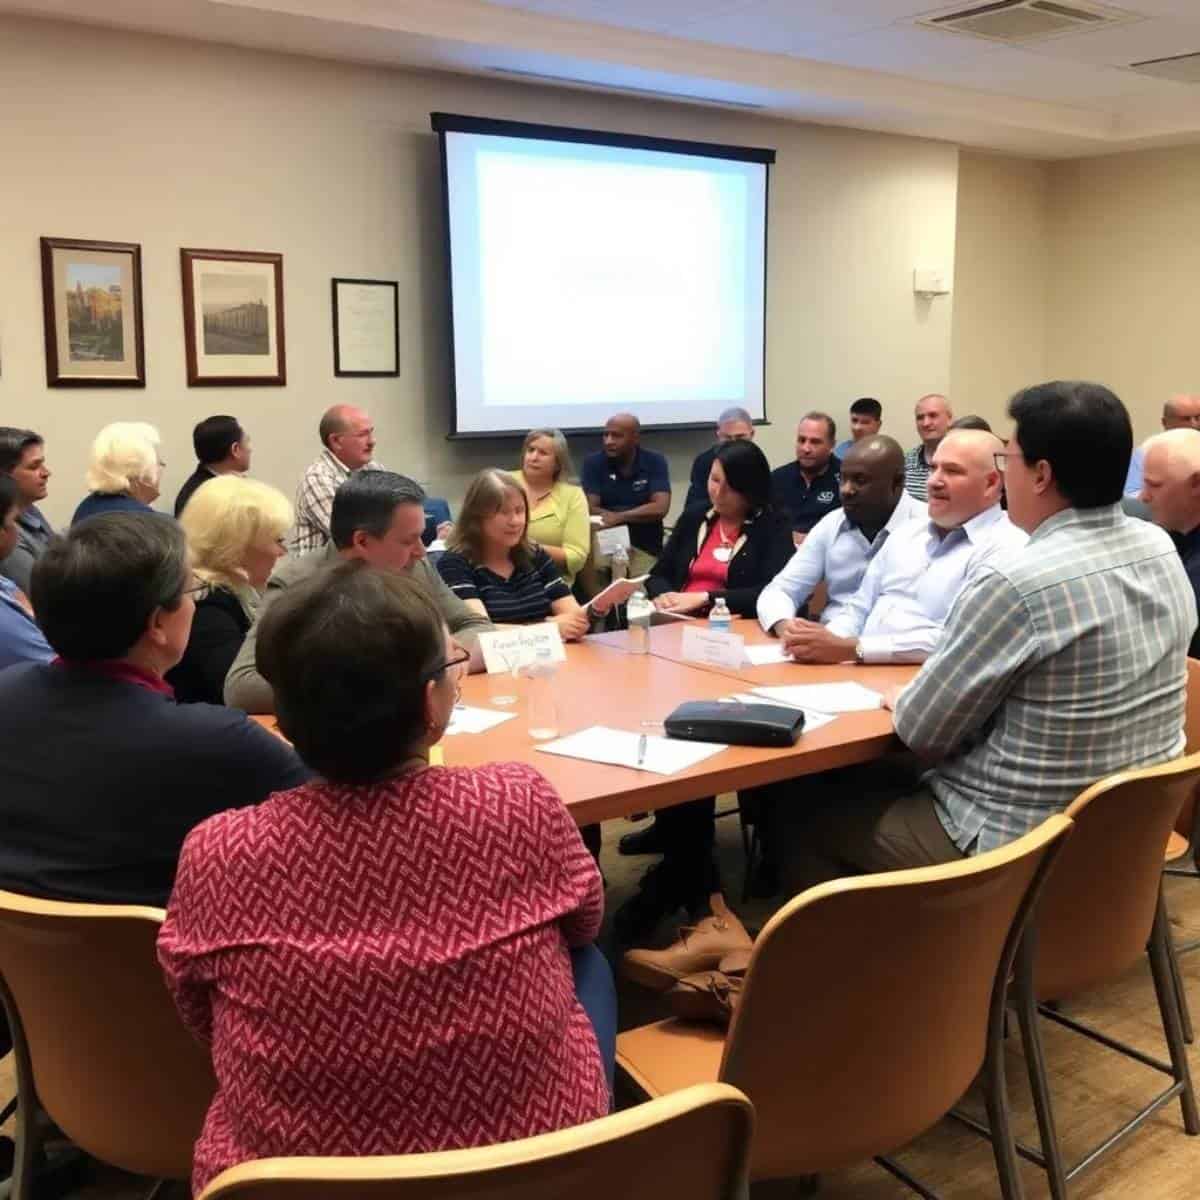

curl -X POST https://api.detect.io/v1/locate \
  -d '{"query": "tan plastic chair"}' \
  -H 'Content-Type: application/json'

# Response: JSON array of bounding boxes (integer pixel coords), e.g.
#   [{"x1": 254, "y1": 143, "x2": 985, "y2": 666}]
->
[
  {"x1": 617, "y1": 814, "x2": 1073, "y2": 1197},
  {"x1": 1000, "y1": 753, "x2": 1200, "y2": 1200},
  {"x1": 195, "y1": 1082, "x2": 753, "y2": 1200},
  {"x1": 0, "y1": 889, "x2": 215, "y2": 1199}
]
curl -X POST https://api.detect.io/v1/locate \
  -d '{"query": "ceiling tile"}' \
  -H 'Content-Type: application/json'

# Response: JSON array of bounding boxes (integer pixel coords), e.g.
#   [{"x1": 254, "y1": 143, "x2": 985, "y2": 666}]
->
[
  {"x1": 678, "y1": 0, "x2": 933, "y2": 50},
  {"x1": 1014, "y1": 15, "x2": 1200, "y2": 67}
]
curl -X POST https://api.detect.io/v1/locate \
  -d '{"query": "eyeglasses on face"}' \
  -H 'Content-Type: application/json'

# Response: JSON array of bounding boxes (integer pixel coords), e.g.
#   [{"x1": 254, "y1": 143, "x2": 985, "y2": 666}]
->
[
  {"x1": 993, "y1": 452, "x2": 1012, "y2": 473},
  {"x1": 182, "y1": 574, "x2": 208, "y2": 599},
  {"x1": 418, "y1": 649, "x2": 471, "y2": 686}
]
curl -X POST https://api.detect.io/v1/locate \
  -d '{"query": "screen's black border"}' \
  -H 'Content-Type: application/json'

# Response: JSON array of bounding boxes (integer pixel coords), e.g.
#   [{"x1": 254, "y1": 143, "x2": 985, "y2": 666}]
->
[{"x1": 430, "y1": 112, "x2": 774, "y2": 441}]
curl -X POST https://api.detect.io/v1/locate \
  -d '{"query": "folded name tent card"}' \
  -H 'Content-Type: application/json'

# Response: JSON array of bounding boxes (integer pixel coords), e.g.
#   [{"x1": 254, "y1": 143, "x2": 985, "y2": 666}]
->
[
  {"x1": 751, "y1": 682, "x2": 884, "y2": 714},
  {"x1": 478, "y1": 625, "x2": 567, "y2": 674},
  {"x1": 534, "y1": 725, "x2": 728, "y2": 775},
  {"x1": 681, "y1": 624, "x2": 746, "y2": 671}
]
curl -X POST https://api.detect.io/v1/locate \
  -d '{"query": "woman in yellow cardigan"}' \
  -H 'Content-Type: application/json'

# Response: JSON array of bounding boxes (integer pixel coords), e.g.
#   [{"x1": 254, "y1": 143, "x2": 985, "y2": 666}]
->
[{"x1": 511, "y1": 428, "x2": 591, "y2": 586}]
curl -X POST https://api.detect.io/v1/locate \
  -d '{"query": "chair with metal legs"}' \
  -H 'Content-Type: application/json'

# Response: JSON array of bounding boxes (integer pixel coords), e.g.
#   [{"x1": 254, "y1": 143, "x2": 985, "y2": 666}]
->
[
  {"x1": 617, "y1": 815, "x2": 1072, "y2": 1198},
  {"x1": 960, "y1": 754, "x2": 1200, "y2": 1200}
]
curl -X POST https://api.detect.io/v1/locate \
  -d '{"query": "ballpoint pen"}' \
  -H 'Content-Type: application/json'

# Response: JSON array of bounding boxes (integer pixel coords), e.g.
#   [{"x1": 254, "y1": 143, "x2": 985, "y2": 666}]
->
[{"x1": 636, "y1": 732, "x2": 647, "y2": 768}]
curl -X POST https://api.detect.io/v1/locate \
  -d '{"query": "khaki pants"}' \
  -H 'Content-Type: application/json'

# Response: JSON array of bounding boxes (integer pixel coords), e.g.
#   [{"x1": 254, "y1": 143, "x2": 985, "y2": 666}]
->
[{"x1": 769, "y1": 757, "x2": 966, "y2": 899}]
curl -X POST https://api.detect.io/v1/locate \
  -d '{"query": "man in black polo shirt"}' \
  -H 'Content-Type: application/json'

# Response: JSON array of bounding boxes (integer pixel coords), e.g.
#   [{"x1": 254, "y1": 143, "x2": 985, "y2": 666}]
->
[
  {"x1": 581, "y1": 412, "x2": 671, "y2": 574},
  {"x1": 771, "y1": 412, "x2": 841, "y2": 544}
]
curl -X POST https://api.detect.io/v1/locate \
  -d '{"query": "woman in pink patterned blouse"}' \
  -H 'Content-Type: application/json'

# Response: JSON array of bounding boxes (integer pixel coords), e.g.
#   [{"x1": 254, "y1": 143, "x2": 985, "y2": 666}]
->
[{"x1": 158, "y1": 561, "x2": 613, "y2": 1194}]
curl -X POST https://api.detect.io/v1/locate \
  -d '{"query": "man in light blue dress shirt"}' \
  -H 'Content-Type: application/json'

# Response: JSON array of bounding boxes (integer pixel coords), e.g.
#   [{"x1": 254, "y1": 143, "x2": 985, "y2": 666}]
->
[
  {"x1": 758, "y1": 435, "x2": 924, "y2": 634},
  {"x1": 777, "y1": 429, "x2": 1026, "y2": 664}
]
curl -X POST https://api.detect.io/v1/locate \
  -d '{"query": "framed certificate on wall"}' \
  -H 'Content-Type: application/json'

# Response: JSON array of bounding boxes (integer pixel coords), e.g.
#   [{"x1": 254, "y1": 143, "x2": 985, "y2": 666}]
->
[{"x1": 332, "y1": 277, "x2": 399, "y2": 377}]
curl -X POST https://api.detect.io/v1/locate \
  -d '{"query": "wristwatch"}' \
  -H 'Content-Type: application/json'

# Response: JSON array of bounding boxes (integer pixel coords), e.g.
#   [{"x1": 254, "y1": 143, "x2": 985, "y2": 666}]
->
[{"x1": 854, "y1": 640, "x2": 865, "y2": 664}]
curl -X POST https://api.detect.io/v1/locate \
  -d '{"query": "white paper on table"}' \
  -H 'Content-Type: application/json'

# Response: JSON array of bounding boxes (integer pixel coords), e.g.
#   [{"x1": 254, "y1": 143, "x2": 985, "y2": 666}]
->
[
  {"x1": 588, "y1": 573, "x2": 649, "y2": 611},
  {"x1": 594, "y1": 525, "x2": 631, "y2": 557},
  {"x1": 722, "y1": 694, "x2": 839, "y2": 733},
  {"x1": 681, "y1": 625, "x2": 745, "y2": 670},
  {"x1": 478, "y1": 625, "x2": 566, "y2": 674},
  {"x1": 534, "y1": 725, "x2": 728, "y2": 775},
  {"x1": 444, "y1": 705, "x2": 519, "y2": 735},
  {"x1": 751, "y1": 682, "x2": 884, "y2": 714},
  {"x1": 743, "y1": 643, "x2": 789, "y2": 666}
]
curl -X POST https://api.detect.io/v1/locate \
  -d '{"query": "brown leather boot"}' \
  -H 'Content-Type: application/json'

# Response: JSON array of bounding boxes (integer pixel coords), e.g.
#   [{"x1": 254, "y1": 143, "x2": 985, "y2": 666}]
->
[
  {"x1": 621, "y1": 893, "x2": 752, "y2": 991},
  {"x1": 667, "y1": 970, "x2": 744, "y2": 1025}
]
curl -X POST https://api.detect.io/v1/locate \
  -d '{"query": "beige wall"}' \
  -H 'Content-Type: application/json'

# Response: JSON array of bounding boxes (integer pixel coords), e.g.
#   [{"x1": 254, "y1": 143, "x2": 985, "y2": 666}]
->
[
  {"x1": 1046, "y1": 145, "x2": 1200, "y2": 443},
  {"x1": 949, "y1": 152, "x2": 1049, "y2": 432},
  {"x1": 0, "y1": 16, "x2": 958, "y2": 528}
]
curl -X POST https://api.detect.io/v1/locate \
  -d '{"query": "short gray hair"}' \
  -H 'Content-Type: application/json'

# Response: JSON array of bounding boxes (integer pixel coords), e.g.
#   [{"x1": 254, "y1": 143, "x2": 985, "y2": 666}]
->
[
  {"x1": 522, "y1": 428, "x2": 574, "y2": 481},
  {"x1": 717, "y1": 407, "x2": 753, "y2": 428},
  {"x1": 84, "y1": 422, "x2": 161, "y2": 495}
]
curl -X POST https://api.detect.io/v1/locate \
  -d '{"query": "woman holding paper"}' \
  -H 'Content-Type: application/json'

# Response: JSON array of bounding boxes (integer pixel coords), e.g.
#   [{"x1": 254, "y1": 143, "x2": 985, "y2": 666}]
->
[
  {"x1": 511, "y1": 428, "x2": 591, "y2": 587},
  {"x1": 159, "y1": 562, "x2": 614, "y2": 1195},
  {"x1": 438, "y1": 469, "x2": 590, "y2": 640},
  {"x1": 614, "y1": 440, "x2": 793, "y2": 944}
]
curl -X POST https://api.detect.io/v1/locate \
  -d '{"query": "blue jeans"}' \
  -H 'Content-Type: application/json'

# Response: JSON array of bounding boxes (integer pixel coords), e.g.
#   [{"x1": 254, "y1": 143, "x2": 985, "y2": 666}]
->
[{"x1": 571, "y1": 943, "x2": 616, "y2": 1097}]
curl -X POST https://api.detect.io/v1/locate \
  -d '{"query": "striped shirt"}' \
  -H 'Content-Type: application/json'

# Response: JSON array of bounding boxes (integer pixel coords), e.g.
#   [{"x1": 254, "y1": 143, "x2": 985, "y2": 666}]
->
[
  {"x1": 291, "y1": 450, "x2": 385, "y2": 554},
  {"x1": 894, "y1": 504, "x2": 1195, "y2": 855},
  {"x1": 903, "y1": 445, "x2": 933, "y2": 501},
  {"x1": 437, "y1": 547, "x2": 570, "y2": 624}
]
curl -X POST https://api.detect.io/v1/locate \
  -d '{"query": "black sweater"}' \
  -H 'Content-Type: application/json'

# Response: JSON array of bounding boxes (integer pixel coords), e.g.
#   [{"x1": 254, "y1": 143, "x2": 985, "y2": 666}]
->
[{"x1": 645, "y1": 504, "x2": 795, "y2": 617}]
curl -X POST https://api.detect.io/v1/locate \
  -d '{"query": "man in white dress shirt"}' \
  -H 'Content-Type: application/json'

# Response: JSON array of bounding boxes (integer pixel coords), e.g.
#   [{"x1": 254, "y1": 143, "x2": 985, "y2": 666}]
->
[
  {"x1": 758, "y1": 435, "x2": 925, "y2": 635},
  {"x1": 779, "y1": 429, "x2": 1027, "y2": 664}
]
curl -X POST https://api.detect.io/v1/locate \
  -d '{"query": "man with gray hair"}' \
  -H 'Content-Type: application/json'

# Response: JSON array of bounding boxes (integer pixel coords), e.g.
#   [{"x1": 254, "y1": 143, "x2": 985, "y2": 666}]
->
[
  {"x1": 1141, "y1": 426, "x2": 1200, "y2": 655},
  {"x1": 291, "y1": 404, "x2": 385, "y2": 553},
  {"x1": 683, "y1": 406, "x2": 755, "y2": 511},
  {"x1": 227, "y1": 471, "x2": 492, "y2": 713},
  {"x1": 1124, "y1": 393, "x2": 1200, "y2": 495}
]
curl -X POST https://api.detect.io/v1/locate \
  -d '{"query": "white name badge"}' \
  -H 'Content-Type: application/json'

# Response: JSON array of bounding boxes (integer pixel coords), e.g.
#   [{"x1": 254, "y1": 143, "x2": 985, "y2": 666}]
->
[
  {"x1": 594, "y1": 525, "x2": 631, "y2": 558},
  {"x1": 680, "y1": 625, "x2": 746, "y2": 671},
  {"x1": 478, "y1": 624, "x2": 567, "y2": 674}
]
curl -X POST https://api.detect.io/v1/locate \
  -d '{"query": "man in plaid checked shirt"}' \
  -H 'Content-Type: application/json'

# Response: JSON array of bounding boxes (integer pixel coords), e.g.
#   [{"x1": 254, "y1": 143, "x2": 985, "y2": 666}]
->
[
  {"x1": 291, "y1": 406, "x2": 384, "y2": 553},
  {"x1": 779, "y1": 381, "x2": 1195, "y2": 894}
]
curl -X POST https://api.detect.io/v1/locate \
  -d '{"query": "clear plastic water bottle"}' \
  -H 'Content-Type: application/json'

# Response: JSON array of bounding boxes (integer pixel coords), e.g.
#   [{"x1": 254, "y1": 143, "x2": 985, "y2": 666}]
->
[
  {"x1": 627, "y1": 590, "x2": 653, "y2": 654},
  {"x1": 611, "y1": 544, "x2": 629, "y2": 581},
  {"x1": 709, "y1": 596, "x2": 732, "y2": 634},
  {"x1": 526, "y1": 645, "x2": 559, "y2": 740}
]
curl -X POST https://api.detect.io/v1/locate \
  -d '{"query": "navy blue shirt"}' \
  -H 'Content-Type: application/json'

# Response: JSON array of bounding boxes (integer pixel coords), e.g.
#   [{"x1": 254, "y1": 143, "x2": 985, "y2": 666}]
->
[
  {"x1": 72, "y1": 492, "x2": 156, "y2": 525},
  {"x1": 1175, "y1": 527, "x2": 1200, "y2": 658},
  {"x1": 770, "y1": 458, "x2": 842, "y2": 534},
  {"x1": 685, "y1": 445, "x2": 718, "y2": 512},
  {"x1": 438, "y1": 546, "x2": 570, "y2": 624},
  {"x1": 580, "y1": 447, "x2": 671, "y2": 555}
]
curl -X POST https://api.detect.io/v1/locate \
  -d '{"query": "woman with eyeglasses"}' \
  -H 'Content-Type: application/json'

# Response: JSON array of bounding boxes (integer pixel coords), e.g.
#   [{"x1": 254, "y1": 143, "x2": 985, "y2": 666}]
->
[
  {"x1": 159, "y1": 561, "x2": 614, "y2": 1196},
  {"x1": 167, "y1": 475, "x2": 293, "y2": 705}
]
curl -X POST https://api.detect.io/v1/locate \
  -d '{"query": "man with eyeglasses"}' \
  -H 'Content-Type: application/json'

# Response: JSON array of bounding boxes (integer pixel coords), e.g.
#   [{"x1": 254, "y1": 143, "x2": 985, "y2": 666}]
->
[
  {"x1": 776, "y1": 381, "x2": 1194, "y2": 895},
  {"x1": 227, "y1": 470, "x2": 493, "y2": 714},
  {"x1": 291, "y1": 405, "x2": 384, "y2": 553}
]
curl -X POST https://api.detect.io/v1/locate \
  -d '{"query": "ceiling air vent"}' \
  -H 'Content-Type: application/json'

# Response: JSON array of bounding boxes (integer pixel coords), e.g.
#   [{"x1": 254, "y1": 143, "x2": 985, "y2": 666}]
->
[
  {"x1": 1129, "y1": 52, "x2": 1200, "y2": 85},
  {"x1": 918, "y1": 0, "x2": 1137, "y2": 44}
]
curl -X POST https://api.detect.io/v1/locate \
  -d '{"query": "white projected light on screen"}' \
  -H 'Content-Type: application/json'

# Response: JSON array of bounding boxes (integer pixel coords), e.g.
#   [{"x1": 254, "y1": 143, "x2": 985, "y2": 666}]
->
[{"x1": 433, "y1": 115, "x2": 772, "y2": 437}]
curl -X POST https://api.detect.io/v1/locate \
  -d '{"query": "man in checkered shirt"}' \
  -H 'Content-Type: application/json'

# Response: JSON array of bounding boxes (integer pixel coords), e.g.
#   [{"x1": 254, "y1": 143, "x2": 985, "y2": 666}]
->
[
  {"x1": 779, "y1": 380, "x2": 1196, "y2": 894},
  {"x1": 291, "y1": 405, "x2": 384, "y2": 553}
]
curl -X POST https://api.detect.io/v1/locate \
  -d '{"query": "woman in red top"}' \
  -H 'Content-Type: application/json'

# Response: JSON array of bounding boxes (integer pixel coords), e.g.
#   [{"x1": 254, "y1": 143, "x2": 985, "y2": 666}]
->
[
  {"x1": 158, "y1": 562, "x2": 612, "y2": 1194},
  {"x1": 615, "y1": 441, "x2": 793, "y2": 942}
]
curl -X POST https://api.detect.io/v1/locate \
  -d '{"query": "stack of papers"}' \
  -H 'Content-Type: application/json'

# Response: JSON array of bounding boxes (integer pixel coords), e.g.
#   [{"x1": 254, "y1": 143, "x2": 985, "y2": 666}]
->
[
  {"x1": 444, "y1": 705, "x2": 519, "y2": 736},
  {"x1": 535, "y1": 726, "x2": 728, "y2": 775},
  {"x1": 751, "y1": 682, "x2": 884, "y2": 714}
]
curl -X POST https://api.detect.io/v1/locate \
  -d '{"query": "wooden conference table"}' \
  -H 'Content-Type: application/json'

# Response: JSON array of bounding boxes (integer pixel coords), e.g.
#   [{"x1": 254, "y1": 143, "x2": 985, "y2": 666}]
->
[{"x1": 257, "y1": 618, "x2": 916, "y2": 828}]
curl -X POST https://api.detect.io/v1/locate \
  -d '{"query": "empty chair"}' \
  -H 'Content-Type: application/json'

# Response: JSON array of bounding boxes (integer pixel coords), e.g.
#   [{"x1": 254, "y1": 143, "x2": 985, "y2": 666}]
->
[
  {"x1": 0, "y1": 890, "x2": 214, "y2": 1199},
  {"x1": 616, "y1": 815, "x2": 1072, "y2": 1196},
  {"x1": 195, "y1": 1082, "x2": 753, "y2": 1200}
]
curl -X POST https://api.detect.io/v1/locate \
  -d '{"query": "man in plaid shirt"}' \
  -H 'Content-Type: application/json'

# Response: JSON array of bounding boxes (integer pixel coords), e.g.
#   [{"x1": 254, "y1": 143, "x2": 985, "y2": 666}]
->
[
  {"x1": 779, "y1": 380, "x2": 1195, "y2": 893},
  {"x1": 291, "y1": 406, "x2": 384, "y2": 553}
]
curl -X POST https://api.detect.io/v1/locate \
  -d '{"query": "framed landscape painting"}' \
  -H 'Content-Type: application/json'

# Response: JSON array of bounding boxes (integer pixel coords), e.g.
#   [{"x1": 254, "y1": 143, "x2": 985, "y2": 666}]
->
[
  {"x1": 181, "y1": 248, "x2": 286, "y2": 386},
  {"x1": 40, "y1": 236, "x2": 145, "y2": 387}
]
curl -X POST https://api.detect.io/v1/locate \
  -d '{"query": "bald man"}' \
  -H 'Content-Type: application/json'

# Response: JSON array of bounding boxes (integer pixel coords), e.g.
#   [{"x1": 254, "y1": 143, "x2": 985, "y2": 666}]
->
[
  {"x1": 580, "y1": 412, "x2": 671, "y2": 571},
  {"x1": 904, "y1": 393, "x2": 954, "y2": 501},
  {"x1": 1141, "y1": 427, "x2": 1200, "y2": 655},
  {"x1": 758, "y1": 435, "x2": 926, "y2": 634},
  {"x1": 1124, "y1": 394, "x2": 1200, "y2": 496},
  {"x1": 291, "y1": 405, "x2": 385, "y2": 553},
  {"x1": 784, "y1": 429, "x2": 1026, "y2": 664}
]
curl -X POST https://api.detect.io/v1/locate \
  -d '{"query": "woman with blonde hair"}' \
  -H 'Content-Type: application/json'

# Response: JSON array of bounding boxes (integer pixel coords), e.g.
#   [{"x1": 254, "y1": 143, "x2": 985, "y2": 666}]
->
[
  {"x1": 72, "y1": 421, "x2": 165, "y2": 524},
  {"x1": 438, "y1": 469, "x2": 589, "y2": 640},
  {"x1": 166, "y1": 474, "x2": 293, "y2": 704},
  {"x1": 511, "y1": 428, "x2": 590, "y2": 586}
]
